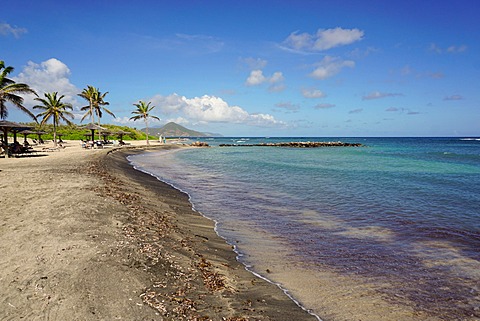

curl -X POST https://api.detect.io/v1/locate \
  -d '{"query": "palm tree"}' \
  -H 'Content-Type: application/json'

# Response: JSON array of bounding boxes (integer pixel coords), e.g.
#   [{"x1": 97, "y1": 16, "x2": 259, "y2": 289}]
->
[
  {"x1": 33, "y1": 92, "x2": 74, "y2": 147},
  {"x1": 78, "y1": 86, "x2": 114, "y2": 140},
  {"x1": 130, "y1": 100, "x2": 160, "y2": 145},
  {"x1": 0, "y1": 60, "x2": 37, "y2": 120},
  {"x1": 92, "y1": 89, "x2": 115, "y2": 123},
  {"x1": 78, "y1": 85, "x2": 96, "y2": 124}
]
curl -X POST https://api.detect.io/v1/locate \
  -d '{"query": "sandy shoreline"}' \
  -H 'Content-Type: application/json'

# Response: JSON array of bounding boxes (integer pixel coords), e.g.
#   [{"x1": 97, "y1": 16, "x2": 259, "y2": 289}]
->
[{"x1": 0, "y1": 140, "x2": 316, "y2": 320}]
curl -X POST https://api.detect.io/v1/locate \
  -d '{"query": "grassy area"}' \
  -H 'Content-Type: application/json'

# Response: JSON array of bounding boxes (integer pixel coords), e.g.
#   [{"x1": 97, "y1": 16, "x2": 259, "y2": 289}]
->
[{"x1": 13, "y1": 122, "x2": 155, "y2": 141}]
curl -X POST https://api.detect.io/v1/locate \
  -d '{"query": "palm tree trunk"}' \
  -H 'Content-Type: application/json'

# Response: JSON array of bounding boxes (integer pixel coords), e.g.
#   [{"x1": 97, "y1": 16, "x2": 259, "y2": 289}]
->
[
  {"x1": 145, "y1": 118, "x2": 149, "y2": 145},
  {"x1": 53, "y1": 118, "x2": 57, "y2": 147}
]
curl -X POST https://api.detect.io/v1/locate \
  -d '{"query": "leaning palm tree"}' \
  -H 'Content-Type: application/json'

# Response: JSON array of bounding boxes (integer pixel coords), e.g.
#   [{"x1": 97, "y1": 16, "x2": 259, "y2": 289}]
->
[
  {"x1": 78, "y1": 85, "x2": 96, "y2": 124},
  {"x1": 78, "y1": 86, "x2": 115, "y2": 124},
  {"x1": 93, "y1": 89, "x2": 114, "y2": 122},
  {"x1": 78, "y1": 86, "x2": 114, "y2": 140},
  {"x1": 33, "y1": 92, "x2": 74, "y2": 147},
  {"x1": 0, "y1": 60, "x2": 37, "y2": 120},
  {"x1": 130, "y1": 100, "x2": 160, "y2": 145}
]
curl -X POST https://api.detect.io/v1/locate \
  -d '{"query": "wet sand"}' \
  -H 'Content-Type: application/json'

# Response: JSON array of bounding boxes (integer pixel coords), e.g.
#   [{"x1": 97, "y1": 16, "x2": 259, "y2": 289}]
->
[{"x1": 0, "y1": 140, "x2": 316, "y2": 320}]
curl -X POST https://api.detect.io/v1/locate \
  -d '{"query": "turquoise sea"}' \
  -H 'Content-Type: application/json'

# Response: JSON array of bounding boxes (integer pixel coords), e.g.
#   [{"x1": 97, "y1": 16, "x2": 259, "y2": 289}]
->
[{"x1": 129, "y1": 137, "x2": 480, "y2": 319}]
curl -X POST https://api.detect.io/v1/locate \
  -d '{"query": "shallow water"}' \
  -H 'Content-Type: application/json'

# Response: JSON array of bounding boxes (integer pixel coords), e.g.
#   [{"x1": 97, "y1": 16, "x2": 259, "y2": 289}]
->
[{"x1": 129, "y1": 137, "x2": 480, "y2": 319}]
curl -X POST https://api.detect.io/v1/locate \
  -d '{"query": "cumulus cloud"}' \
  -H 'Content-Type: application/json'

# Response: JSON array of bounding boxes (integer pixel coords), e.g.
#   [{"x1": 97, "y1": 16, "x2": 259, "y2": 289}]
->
[
  {"x1": 349, "y1": 46, "x2": 379, "y2": 58},
  {"x1": 314, "y1": 103, "x2": 335, "y2": 109},
  {"x1": 302, "y1": 88, "x2": 326, "y2": 98},
  {"x1": 269, "y1": 71, "x2": 284, "y2": 83},
  {"x1": 114, "y1": 116, "x2": 137, "y2": 125},
  {"x1": 429, "y1": 43, "x2": 467, "y2": 54},
  {"x1": 362, "y1": 91, "x2": 404, "y2": 100},
  {"x1": 349, "y1": 108, "x2": 363, "y2": 114},
  {"x1": 385, "y1": 107, "x2": 399, "y2": 112},
  {"x1": 245, "y1": 70, "x2": 286, "y2": 92},
  {"x1": 145, "y1": 93, "x2": 285, "y2": 127},
  {"x1": 282, "y1": 27, "x2": 364, "y2": 52},
  {"x1": 0, "y1": 22, "x2": 27, "y2": 38},
  {"x1": 240, "y1": 57, "x2": 268, "y2": 70},
  {"x1": 245, "y1": 70, "x2": 284, "y2": 86},
  {"x1": 443, "y1": 94, "x2": 463, "y2": 101},
  {"x1": 309, "y1": 56, "x2": 355, "y2": 80},
  {"x1": 275, "y1": 102, "x2": 300, "y2": 112},
  {"x1": 245, "y1": 70, "x2": 267, "y2": 86},
  {"x1": 385, "y1": 107, "x2": 420, "y2": 115},
  {"x1": 400, "y1": 65, "x2": 445, "y2": 79},
  {"x1": 447, "y1": 45, "x2": 467, "y2": 53},
  {"x1": 115, "y1": 115, "x2": 163, "y2": 126},
  {"x1": 268, "y1": 83, "x2": 286, "y2": 93},
  {"x1": 13, "y1": 58, "x2": 80, "y2": 107}
]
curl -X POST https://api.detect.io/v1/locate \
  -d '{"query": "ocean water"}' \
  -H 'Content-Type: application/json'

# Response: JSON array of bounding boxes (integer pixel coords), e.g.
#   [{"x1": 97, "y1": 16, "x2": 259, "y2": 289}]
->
[{"x1": 128, "y1": 137, "x2": 480, "y2": 319}]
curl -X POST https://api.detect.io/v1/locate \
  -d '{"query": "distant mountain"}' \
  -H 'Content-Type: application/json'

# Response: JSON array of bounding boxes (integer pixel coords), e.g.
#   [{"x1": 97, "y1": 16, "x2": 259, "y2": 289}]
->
[{"x1": 143, "y1": 122, "x2": 223, "y2": 137}]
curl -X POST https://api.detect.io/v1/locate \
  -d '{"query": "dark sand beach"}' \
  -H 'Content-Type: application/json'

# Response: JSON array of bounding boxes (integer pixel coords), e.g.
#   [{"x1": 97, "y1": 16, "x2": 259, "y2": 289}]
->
[{"x1": 0, "y1": 142, "x2": 316, "y2": 320}]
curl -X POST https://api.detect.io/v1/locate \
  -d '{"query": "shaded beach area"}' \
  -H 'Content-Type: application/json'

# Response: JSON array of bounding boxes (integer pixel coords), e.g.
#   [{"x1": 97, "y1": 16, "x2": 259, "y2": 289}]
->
[{"x1": 0, "y1": 141, "x2": 316, "y2": 320}]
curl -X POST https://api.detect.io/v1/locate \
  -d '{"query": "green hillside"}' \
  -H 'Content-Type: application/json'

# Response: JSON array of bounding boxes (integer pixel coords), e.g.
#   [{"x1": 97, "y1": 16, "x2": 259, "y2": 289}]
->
[{"x1": 145, "y1": 122, "x2": 222, "y2": 137}]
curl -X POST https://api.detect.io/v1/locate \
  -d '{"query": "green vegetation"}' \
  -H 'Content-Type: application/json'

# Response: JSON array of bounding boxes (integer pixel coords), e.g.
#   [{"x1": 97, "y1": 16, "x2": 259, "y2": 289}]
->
[
  {"x1": 16, "y1": 122, "x2": 155, "y2": 141},
  {"x1": 0, "y1": 60, "x2": 37, "y2": 121},
  {"x1": 130, "y1": 100, "x2": 160, "y2": 145},
  {"x1": 78, "y1": 85, "x2": 114, "y2": 124},
  {"x1": 33, "y1": 92, "x2": 74, "y2": 147}
]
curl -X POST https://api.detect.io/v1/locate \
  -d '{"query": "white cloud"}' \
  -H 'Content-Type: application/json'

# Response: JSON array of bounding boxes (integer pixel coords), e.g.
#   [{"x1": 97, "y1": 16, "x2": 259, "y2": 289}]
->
[
  {"x1": 349, "y1": 46, "x2": 379, "y2": 58},
  {"x1": 447, "y1": 45, "x2": 467, "y2": 53},
  {"x1": 114, "y1": 115, "x2": 163, "y2": 126},
  {"x1": 268, "y1": 83, "x2": 286, "y2": 93},
  {"x1": 314, "y1": 27, "x2": 364, "y2": 51},
  {"x1": 0, "y1": 22, "x2": 27, "y2": 38},
  {"x1": 149, "y1": 93, "x2": 285, "y2": 127},
  {"x1": 13, "y1": 58, "x2": 80, "y2": 107},
  {"x1": 282, "y1": 27, "x2": 364, "y2": 52},
  {"x1": 386, "y1": 107, "x2": 400, "y2": 112},
  {"x1": 269, "y1": 71, "x2": 284, "y2": 83},
  {"x1": 114, "y1": 116, "x2": 136, "y2": 125},
  {"x1": 349, "y1": 108, "x2": 363, "y2": 114},
  {"x1": 240, "y1": 57, "x2": 268, "y2": 70},
  {"x1": 166, "y1": 117, "x2": 190, "y2": 125},
  {"x1": 245, "y1": 70, "x2": 284, "y2": 86},
  {"x1": 429, "y1": 43, "x2": 467, "y2": 54},
  {"x1": 246, "y1": 70, "x2": 267, "y2": 86},
  {"x1": 314, "y1": 103, "x2": 335, "y2": 109},
  {"x1": 302, "y1": 88, "x2": 326, "y2": 98},
  {"x1": 362, "y1": 91, "x2": 404, "y2": 100},
  {"x1": 310, "y1": 56, "x2": 355, "y2": 80},
  {"x1": 443, "y1": 94, "x2": 463, "y2": 101},
  {"x1": 283, "y1": 31, "x2": 312, "y2": 52},
  {"x1": 275, "y1": 102, "x2": 300, "y2": 112}
]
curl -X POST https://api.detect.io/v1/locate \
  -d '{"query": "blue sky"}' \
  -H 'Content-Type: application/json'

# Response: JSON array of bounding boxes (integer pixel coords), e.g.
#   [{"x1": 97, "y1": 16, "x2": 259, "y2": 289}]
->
[{"x1": 2, "y1": 0, "x2": 479, "y2": 136}]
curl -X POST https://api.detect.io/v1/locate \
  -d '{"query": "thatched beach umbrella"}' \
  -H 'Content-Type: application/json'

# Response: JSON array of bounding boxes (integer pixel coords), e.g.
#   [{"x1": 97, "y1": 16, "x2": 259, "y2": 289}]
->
[
  {"x1": 0, "y1": 120, "x2": 31, "y2": 158},
  {"x1": 99, "y1": 130, "x2": 111, "y2": 142},
  {"x1": 18, "y1": 129, "x2": 36, "y2": 145},
  {"x1": 115, "y1": 130, "x2": 130, "y2": 143},
  {"x1": 34, "y1": 131, "x2": 47, "y2": 144},
  {"x1": 56, "y1": 133, "x2": 64, "y2": 143},
  {"x1": 82, "y1": 123, "x2": 106, "y2": 141}
]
